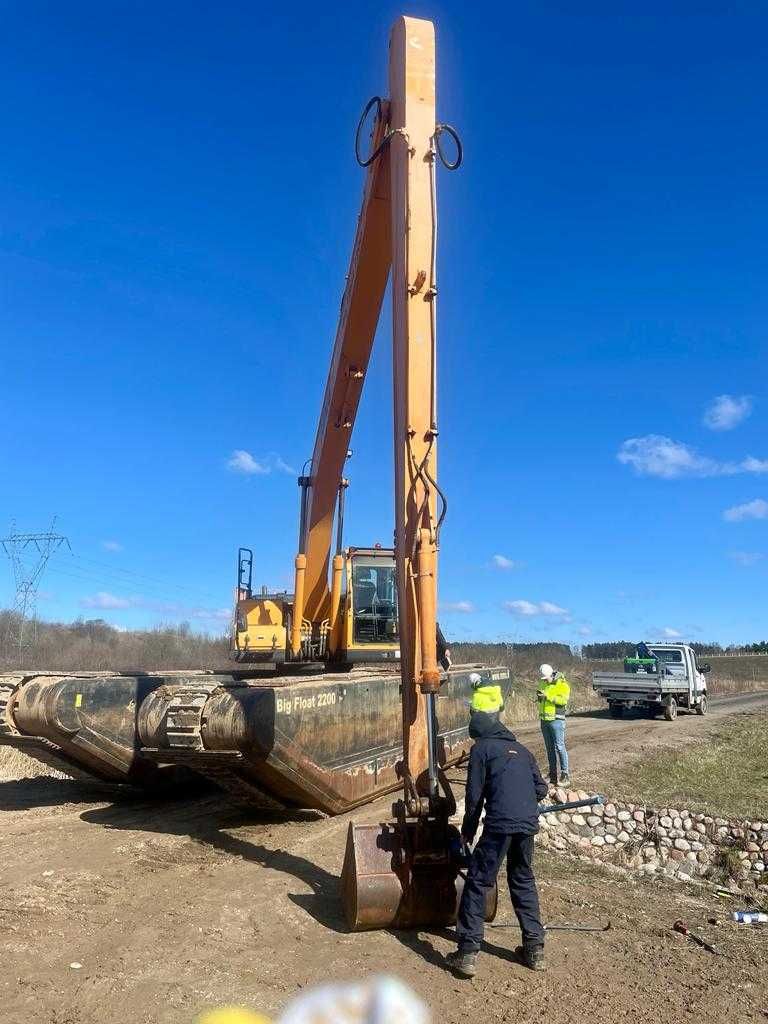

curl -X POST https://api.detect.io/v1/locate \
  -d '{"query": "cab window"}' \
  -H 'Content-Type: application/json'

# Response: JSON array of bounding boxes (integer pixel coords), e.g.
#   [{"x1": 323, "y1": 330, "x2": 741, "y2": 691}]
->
[
  {"x1": 351, "y1": 560, "x2": 399, "y2": 644},
  {"x1": 650, "y1": 649, "x2": 682, "y2": 664}
]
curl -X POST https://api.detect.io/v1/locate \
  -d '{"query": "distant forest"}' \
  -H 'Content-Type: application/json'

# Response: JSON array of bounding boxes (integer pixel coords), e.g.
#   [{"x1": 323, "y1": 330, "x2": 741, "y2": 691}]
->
[
  {"x1": 1, "y1": 611, "x2": 766, "y2": 673},
  {"x1": 580, "y1": 640, "x2": 768, "y2": 658}
]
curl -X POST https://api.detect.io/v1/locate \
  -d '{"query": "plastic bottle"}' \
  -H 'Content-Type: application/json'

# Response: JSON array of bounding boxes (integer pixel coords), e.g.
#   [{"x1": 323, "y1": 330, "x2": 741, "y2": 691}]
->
[{"x1": 732, "y1": 911, "x2": 768, "y2": 924}]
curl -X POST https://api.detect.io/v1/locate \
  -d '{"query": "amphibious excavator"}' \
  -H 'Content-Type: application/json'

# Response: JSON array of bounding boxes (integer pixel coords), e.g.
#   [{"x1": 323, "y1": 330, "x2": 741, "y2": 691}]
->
[{"x1": 0, "y1": 17, "x2": 509, "y2": 840}]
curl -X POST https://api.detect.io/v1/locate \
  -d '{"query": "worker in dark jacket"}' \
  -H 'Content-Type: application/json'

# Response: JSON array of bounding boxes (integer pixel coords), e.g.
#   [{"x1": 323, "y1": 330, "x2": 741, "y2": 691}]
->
[{"x1": 445, "y1": 711, "x2": 548, "y2": 978}]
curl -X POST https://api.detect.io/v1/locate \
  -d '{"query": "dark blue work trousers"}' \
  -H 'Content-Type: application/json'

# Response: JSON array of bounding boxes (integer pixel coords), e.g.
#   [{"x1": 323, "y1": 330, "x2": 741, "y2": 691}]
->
[{"x1": 456, "y1": 831, "x2": 545, "y2": 952}]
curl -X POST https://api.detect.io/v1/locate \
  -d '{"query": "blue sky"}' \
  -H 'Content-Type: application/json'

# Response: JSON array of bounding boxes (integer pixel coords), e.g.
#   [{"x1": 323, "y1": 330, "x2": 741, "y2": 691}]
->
[{"x1": 2, "y1": 2, "x2": 767, "y2": 646}]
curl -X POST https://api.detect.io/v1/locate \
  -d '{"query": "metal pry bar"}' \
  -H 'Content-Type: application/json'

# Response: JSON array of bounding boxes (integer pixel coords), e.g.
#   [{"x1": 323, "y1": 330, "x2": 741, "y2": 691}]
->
[
  {"x1": 491, "y1": 921, "x2": 612, "y2": 933},
  {"x1": 538, "y1": 795, "x2": 604, "y2": 815}
]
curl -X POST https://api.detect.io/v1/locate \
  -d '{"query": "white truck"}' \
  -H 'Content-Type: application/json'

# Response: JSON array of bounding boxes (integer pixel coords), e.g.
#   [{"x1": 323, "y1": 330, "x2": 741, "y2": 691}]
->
[{"x1": 592, "y1": 643, "x2": 710, "y2": 722}]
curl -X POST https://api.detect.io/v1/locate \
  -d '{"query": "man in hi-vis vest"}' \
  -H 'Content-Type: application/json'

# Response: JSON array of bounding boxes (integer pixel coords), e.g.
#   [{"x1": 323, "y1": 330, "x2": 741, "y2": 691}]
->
[{"x1": 537, "y1": 664, "x2": 570, "y2": 785}]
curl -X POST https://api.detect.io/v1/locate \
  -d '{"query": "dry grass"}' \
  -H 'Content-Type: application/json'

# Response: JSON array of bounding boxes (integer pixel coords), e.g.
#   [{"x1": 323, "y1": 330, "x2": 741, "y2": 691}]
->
[
  {"x1": 706, "y1": 655, "x2": 768, "y2": 695},
  {"x1": 0, "y1": 612, "x2": 228, "y2": 672},
  {"x1": 454, "y1": 642, "x2": 603, "y2": 724},
  {"x1": 600, "y1": 712, "x2": 768, "y2": 820}
]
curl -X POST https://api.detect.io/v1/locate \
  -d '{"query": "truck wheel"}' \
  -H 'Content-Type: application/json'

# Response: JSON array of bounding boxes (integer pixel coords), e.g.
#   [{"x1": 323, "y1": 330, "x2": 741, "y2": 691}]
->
[
  {"x1": 608, "y1": 703, "x2": 623, "y2": 718},
  {"x1": 695, "y1": 694, "x2": 708, "y2": 716},
  {"x1": 663, "y1": 697, "x2": 678, "y2": 722}
]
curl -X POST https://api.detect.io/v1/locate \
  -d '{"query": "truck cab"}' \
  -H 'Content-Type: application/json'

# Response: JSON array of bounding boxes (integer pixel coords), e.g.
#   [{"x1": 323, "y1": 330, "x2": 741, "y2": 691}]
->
[{"x1": 645, "y1": 643, "x2": 708, "y2": 690}]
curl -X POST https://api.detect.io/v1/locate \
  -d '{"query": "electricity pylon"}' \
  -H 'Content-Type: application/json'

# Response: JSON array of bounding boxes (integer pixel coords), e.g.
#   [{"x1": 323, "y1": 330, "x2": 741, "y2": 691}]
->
[{"x1": 1, "y1": 520, "x2": 70, "y2": 664}]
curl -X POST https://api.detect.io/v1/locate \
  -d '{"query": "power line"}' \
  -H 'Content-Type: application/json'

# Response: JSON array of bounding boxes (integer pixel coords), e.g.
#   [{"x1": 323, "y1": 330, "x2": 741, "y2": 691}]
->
[
  {"x1": 8, "y1": 552, "x2": 226, "y2": 606},
  {"x1": 1, "y1": 519, "x2": 70, "y2": 663},
  {"x1": 12, "y1": 563, "x2": 228, "y2": 619},
  {"x1": 67, "y1": 553, "x2": 227, "y2": 599}
]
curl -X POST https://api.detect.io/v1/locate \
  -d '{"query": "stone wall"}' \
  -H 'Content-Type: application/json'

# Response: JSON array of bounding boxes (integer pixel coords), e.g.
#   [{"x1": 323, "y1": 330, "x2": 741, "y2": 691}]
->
[{"x1": 537, "y1": 788, "x2": 768, "y2": 892}]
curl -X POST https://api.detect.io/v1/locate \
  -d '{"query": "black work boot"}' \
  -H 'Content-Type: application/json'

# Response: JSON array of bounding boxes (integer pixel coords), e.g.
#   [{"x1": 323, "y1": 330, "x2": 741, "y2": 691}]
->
[
  {"x1": 516, "y1": 945, "x2": 545, "y2": 972},
  {"x1": 560, "y1": 772, "x2": 571, "y2": 785},
  {"x1": 445, "y1": 948, "x2": 478, "y2": 978}
]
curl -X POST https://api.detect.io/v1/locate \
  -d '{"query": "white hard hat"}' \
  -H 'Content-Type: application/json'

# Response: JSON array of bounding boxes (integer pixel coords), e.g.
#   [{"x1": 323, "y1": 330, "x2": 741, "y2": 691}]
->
[
  {"x1": 539, "y1": 663, "x2": 554, "y2": 680},
  {"x1": 469, "y1": 671, "x2": 482, "y2": 688}
]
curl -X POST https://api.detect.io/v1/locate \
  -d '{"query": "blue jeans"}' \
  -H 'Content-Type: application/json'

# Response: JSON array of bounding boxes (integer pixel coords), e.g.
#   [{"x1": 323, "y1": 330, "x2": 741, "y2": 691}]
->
[{"x1": 540, "y1": 718, "x2": 569, "y2": 782}]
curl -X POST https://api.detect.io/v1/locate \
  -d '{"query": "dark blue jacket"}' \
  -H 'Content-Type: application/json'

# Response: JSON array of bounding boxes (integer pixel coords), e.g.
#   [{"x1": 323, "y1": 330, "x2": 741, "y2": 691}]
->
[{"x1": 461, "y1": 712, "x2": 548, "y2": 842}]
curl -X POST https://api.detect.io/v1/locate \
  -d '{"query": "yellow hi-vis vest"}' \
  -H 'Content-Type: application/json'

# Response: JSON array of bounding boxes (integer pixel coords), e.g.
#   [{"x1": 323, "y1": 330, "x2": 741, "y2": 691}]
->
[
  {"x1": 538, "y1": 677, "x2": 570, "y2": 722},
  {"x1": 470, "y1": 683, "x2": 504, "y2": 713}
]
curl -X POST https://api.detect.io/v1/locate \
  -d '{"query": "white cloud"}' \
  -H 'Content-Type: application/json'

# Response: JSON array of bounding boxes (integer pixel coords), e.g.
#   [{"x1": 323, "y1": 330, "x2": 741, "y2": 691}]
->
[
  {"x1": 441, "y1": 601, "x2": 475, "y2": 614},
  {"x1": 492, "y1": 554, "x2": 518, "y2": 570},
  {"x1": 539, "y1": 601, "x2": 568, "y2": 615},
  {"x1": 618, "y1": 435, "x2": 768, "y2": 479},
  {"x1": 101, "y1": 540, "x2": 123, "y2": 552},
  {"x1": 730, "y1": 551, "x2": 764, "y2": 567},
  {"x1": 80, "y1": 591, "x2": 133, "y2": 610},
  {"x1": 661, "y1": 627, "x2": 682, "y2": 638},
  {"x1": 578, "y1": 625, "x2": 593, "y2": 637},
  {"x1": 227, "y1": 450, "x2": 269, "y2": 475},
  {"x1": 273, "y1": 456, "x2": 297, "y2": 475},
  {"x1": 703, "y1": 394, "x2": 753, "y2": 431},
  {"x1": 723, "y1": 498, "x2": 768, "y2": 522},
  {"x1": 505, "y1": 600, "x2": 538, "y2": 616},
  {"x1": 226, "y1": 450, "x2": 296, "y2": 475},
  {"x1": 504, "y1": 599, "x2": 570, "y2": 619}
]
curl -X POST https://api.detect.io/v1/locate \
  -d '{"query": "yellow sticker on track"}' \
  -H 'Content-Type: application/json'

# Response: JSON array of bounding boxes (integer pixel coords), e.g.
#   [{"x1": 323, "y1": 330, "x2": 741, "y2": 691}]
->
[{"x1": 75, "y1": 693, "x2": 82, "y2": 708}]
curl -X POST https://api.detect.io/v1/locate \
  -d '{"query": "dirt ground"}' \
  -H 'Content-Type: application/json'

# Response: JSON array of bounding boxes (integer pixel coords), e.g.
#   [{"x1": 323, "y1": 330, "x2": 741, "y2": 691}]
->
[{"x1": 1, "y1": 694, "x2": 766, "y2": 1024}]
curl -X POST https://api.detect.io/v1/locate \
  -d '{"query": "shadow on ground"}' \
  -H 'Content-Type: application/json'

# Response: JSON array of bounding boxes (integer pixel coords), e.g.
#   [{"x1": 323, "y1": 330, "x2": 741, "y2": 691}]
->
[
  {"x1": 0, "y1": 775, "x2": 125, "y2": 811},
  {"x1": 81, "y1": 797, "x2": 346, "y2": 930},
  {"x1": 80, "y1": 797, "x2": 528, "y2": 964}
]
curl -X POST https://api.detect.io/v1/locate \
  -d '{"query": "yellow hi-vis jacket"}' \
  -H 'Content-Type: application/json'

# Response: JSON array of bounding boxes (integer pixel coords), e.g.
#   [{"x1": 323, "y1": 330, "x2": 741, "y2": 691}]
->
[
  {"x1": 537, "y1": 676, "x2": 570, "y2": 722},
  {"x1": 470, "y1": 683, "x2": 505, "y2": 713}
]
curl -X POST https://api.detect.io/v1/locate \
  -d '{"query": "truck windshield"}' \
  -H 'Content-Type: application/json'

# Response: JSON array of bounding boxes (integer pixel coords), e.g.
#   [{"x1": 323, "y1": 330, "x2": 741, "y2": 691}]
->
[{"x1": 351, "y1": 560, "x2": 399, "y2": 644}]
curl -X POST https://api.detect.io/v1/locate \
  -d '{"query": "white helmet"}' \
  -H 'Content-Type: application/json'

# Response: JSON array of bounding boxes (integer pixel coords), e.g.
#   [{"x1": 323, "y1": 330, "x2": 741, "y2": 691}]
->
[
  {"x1": 469, "y1": 671, "x2": 482, "y2": 689},
  {"x1": 539, "y1": 663, "x2": 554, "y2": 681}
]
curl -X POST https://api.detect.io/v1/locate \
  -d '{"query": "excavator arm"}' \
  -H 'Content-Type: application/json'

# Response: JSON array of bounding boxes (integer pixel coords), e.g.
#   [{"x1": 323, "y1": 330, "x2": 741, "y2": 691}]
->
[
  {"x1": 293, "y1": 18, "x2": 442, "y2": 796},
  {"x1": 389, "y1": 15, "x2": 442, "y2": 799},
  {"x1": 338, "y1": 16, "x2": 488, "y2": 932}
]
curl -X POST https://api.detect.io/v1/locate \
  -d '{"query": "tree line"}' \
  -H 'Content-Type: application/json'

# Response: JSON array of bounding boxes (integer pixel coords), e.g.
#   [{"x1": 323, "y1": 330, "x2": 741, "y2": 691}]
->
[
  {"x1": 1, "y1": 610, "x2": 766, "y2": 672},
  {"x1": 581, "y1": 640, "x2": 768, "y2": 658}
]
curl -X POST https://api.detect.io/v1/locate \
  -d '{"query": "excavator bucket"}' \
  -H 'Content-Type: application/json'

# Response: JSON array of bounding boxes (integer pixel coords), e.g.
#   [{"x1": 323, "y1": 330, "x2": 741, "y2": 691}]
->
[{"x1": 340, "y1": 820, "x2": 497, "y2": 931}]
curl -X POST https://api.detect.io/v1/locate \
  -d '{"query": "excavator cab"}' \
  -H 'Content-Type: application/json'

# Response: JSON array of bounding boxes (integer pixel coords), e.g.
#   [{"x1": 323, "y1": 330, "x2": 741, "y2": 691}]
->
[
  {"x1": 230, "y1": 544, "x2": 400, "y2": 666},
  {"x1": 338, "y1": 547, "x2": 400, "y2": 663}
]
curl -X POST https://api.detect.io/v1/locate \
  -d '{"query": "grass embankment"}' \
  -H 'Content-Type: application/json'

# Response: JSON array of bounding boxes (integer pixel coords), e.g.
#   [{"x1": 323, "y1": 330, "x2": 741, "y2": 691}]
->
[{"x1": 601, "y1": 712, "x2": 768, "y2": 820}]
